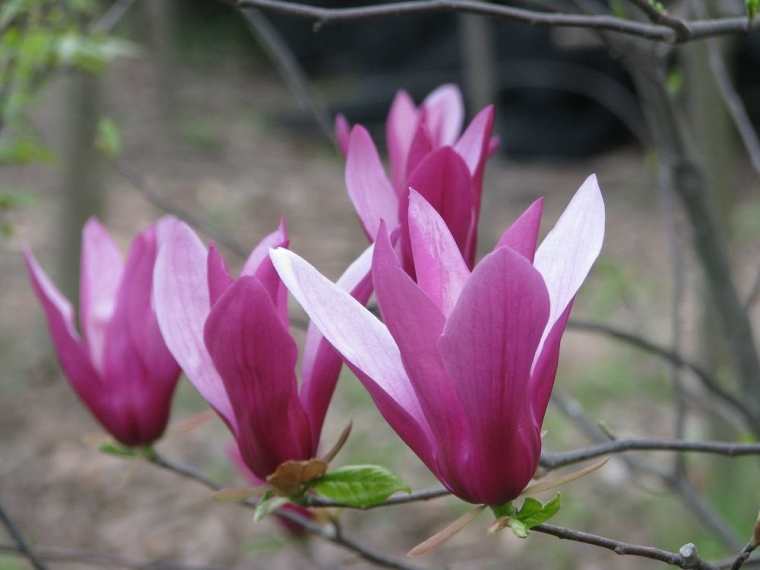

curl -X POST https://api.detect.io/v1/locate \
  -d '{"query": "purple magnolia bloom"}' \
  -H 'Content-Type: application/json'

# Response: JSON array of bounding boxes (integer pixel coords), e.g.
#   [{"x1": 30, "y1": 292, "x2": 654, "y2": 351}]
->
[
  {"x1": 24, "y1": 219, "x2": 181, "y2": 447},
  {"x1": 336, "y1": 84, "x2": 498, "y2": 268},
  {"x1": 153, "y1": 218, "x2": 372, "y2": 480},
  {"x1": 271, "y1": 176, "x2": 605, "y2": 506}
]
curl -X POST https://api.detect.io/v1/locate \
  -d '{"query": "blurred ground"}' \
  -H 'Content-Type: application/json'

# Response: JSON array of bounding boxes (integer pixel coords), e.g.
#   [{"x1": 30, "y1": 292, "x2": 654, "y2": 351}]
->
[{"x1": 1, "y1": 52, "x2": 760, "y2": 570}]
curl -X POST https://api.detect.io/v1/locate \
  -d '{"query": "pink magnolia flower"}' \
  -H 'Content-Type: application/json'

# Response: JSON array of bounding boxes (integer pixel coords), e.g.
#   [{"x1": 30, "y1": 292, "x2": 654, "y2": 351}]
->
[
  {"x1": 153, "y1": 218, "x2": 372, "y2": 480},
  {"x1": 24, "y1": 219, "x2": 181, "y2": 447},
  {"x1": 270, "y1": 176, "x2": 605, "y2": 506},
  {"x1": 335, "y1": 84, "x2": 498, "y2": 269}
]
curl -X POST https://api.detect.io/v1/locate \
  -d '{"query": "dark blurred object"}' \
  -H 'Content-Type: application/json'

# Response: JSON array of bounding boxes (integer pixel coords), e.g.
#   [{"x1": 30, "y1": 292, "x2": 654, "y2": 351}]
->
[{"x1": 177, "y1": 1, "x2": 759, "y2": 160}]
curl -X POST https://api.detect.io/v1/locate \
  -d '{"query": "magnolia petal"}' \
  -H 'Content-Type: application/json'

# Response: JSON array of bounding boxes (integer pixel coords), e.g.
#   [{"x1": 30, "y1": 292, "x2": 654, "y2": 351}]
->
[
  {"x1": 407, "y1": 147, "x2": 473, "y2": 256},
  {"x1": 270, "y1": 248, "x2": 436, "y2": 465},
  {"x1": 154, "y1": 218, "x2": 235, "y2": 427},
  {"x1": 241, "y1": 218, "x2": 289, "y2": 277},
  {"x1": 439, "y1": 247, "x2": 549, "y2": 505},
  {"x1": 386, "y1": 90, "x2": 418, "y2": 192},
  {"x1": 23, "y1": 250, "x2": 132, "y2": 441},
  {"x1": 407, "y1": 190, "x2": 469, "y2": 316},
  {"x1": 204, "y1": 276, "x2": 312, "y2": 478},
  {"x1": 496, "y1": 198, "x2": 544, "y2": 262},
  {"x1": 345, "y1": 126, "x2": 399, "y2": 240},
  {"x1": 373, "y1": 225, "x2": 466, "y2": 462},
  {"x1": 534, "y1": 174, "x2": 605, "y2": 352},
  {"x1": 422, "y1": 84, "x2": 464, "y2": 147},
  {"x1": 405, "y1": 116, "x2": 434, "y2": 181},
  {"x1": 249, "y1": 220, "x2": 290, "y2": 325},
  {"x1": 299, "y1": 245, "x2": 374, "y2": 447},
  {"x1": 207, "y1": 243, "x2": 234, "y2": 306},
  {"x1": 79, "y1": 218, "x2": 124, "y2": 372},
  {"x1": 530, "y1": 302, "x2": 573, "y2": 425},
  {"x1": 335, "y1": 113, "x2": 350, "y2": 156}
]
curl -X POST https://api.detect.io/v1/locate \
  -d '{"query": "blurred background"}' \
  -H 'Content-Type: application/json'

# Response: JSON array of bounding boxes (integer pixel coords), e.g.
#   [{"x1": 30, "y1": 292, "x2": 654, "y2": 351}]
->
[{"x1": 2, "y1": 1, "x2": 760, "y2": 568}]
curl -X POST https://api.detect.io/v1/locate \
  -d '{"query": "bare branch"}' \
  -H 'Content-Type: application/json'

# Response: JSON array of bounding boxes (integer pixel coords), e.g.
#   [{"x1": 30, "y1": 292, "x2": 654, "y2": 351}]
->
[
  {"x1": 729, "y1": 542, "x2": 759, "y2": 570},
  {"x1": 568, "y1": 319, "x2": 760, "y2": 432},
  {"x1": 706, "y1": 39, "x2": 760, "y2": 175},
  {"x1": 147, "y1": 454, "x2": 429, "y2": 570},
  {"x1": 235, "y1": 0, "x2": 757, "y2": 43},
  {"x1": 91, "y1": 0, "x2": 138, "y2": 34},
  {"x1": 542, "y1": 438, "x2": 760, "y2": 469},
  {"x1": 0, "y1": 503, "x2": 48, "y2": 570},
  {"x1": 534, "y1": 524, "x2": 715, "y2": 569},
  {"x1": 627, "y1": 0, "x2": 691, "y2": 39}
]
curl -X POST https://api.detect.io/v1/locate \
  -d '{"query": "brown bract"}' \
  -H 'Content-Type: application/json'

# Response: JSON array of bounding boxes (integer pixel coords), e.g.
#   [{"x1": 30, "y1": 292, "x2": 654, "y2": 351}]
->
[{"x1": 267, "y1": 459, "x2": 328, "y2": 496}]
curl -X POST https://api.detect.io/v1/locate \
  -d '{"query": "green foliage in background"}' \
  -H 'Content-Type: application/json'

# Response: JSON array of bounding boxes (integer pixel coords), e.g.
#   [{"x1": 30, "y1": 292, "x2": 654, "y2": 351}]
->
[{"x1": 0, "y1": 0, "x2": 134, "y2": 236}]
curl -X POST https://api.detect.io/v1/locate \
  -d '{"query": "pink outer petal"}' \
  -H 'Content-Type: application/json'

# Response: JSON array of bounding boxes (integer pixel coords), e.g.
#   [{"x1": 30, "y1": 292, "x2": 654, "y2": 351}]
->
[
  {"x1": 345, "y1": 126, "x2": 399, "y2": 240},
  {"x1": 404, "y1": 116, "x2": 434, "y2": 182},
  {"x1": 248, "y1": 220, "x2": 290, "y2": 326},
  {"x1": 207, "y1": 243, "x2": 234, "y2": 306},
  {"x1": 204, "y1": 276, "x2": 313, "y2": 479},
  {"x1": 335, "y1": 113, "x2": 351, "y2": 156},
  {"x1": 154, "y1": 218, "x2": 235, "y2": 428},
  {"x1": 373, "y1": 225, "x2": 467, "y2": 475},
  {"x1": 422, "y1": 84, "x2": 465, "y2": 146},
  {"x1": 386, "y1": 90, "x2": 419, "y2": 193},
  {"x1": 79, "y1": 218, "x2": 124, "y2": 373},
  {"x1": 102, "y1": 225, "x2": 180, "y2": 445},
  {"x1": 455, "y1": 106, "x2": 495, "y2": 265},
  {"x1": 270, "y1": 247, "x2": 436, "y2": 470},
  {"x1": 496, "y1": 198, "x2": 544, "y2": 263},
  {"x1": 438, "y1": 247, "x2": 549, "y2": 505},
  {"x1": 406, "y1": 146, "x2": 473, "y2": 255},
  {"x1": 530, "y1": 301, "x2": 573, "y2": 426},
  {"x1": 24, "y1": 249, "x2": 143, "y2": 446},
  {"x1": 533, "y1": 174, "x2": 605, "y2": 355},
  {"x1": 407, "y1": 190, "x2": 469, "y2": 316},
  {"x1": 299, "y1": 245, "x2": 374, "y2": 449}
]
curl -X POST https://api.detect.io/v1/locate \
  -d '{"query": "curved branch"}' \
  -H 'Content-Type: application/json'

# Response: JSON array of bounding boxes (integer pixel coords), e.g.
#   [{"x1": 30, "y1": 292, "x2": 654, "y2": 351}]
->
[
  {"x1": 0, "y1": 503, "x2": 47, "y2": 570},
  {"x1": 235, "y1": 0, "x2": 757, "y2": 43}
]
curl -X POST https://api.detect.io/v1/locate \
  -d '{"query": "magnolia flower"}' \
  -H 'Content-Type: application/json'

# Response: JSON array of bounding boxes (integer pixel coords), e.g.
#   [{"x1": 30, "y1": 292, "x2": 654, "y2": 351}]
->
[
  {"x1": 24, "y1": 219, "x2": 180, "y2": 447},
  {"x1": 271, "y1": 176, "x2": 605, "y2": 506},
  {"x1": 335, "y1": 84, "x2": 497, "y2": 268},
  {"x1": 153, "y1": 218, "x2": 372, "y2": 480}
]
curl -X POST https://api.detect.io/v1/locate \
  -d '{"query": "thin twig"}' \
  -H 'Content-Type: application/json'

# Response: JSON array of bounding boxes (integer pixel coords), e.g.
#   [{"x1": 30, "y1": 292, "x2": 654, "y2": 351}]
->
[
  {"x1": 147, "y1": 454, "x2": 428, "y2": 570},
  {"x1": 235, "y1": 0, "x2": 757, "y2": 43},
  {"x1": 706, "y1": 37, "x2": 760, "y2": 175},
  {"x1": 237, "y1": 7, "x2": 335, "y2": 143},
  {"x1": 541, "y1": 438, "x2": 760, "y2": 469},
  {"x1": 568, "y1": 319, "x2": 760, "y2": 432},
  {"x1": 627, "y1": 0, "x2": 691, "y2": 39},
  {"x1": 90, "y1": 0, "x2": 138, "y2": 34},
  {"x1": 115, "y1": 162, "x2": 248, "y2": 259},
  {"x1": 747, "y1": 267, "x2": 760, "y2": 309},
  {"x1": 729, "y1": 542, "x2": 759, "y2": 570},
  {"x1": 0, "y1": 503, "x2": 48, "y2": 570},
  {"x1": 534, "y1": 524, "x2": 716, "y2": 569}
]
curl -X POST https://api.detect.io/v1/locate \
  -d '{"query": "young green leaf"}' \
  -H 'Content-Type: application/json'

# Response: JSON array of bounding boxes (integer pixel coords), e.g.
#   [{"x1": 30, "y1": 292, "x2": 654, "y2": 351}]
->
[
  {"x1": 509, "y1": 518, "x2": 529, "y2": 539},
  {"x1": 311, "y1": 465, "x2": 411, "y2": 508},
  {"x1": 517, "y1": 493, "x2": 561, "y2": 529},
  {"x1": 98, "y1": 441, "x2": 137, "y2": 458},
  {"x1": 253, "y1": 492, "x2": 289, "y2": 522}
]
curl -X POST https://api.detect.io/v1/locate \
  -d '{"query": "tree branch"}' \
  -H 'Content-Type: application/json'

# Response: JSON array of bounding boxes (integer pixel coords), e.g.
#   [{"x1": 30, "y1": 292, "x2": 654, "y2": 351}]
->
[
  {"x1": 147, "y1": 454, "x2": 429, "y2": 570},
  {"x1": 0, "y1": 503, "x2": 48, "y2": 570},
  {"x1": 234, "y1": 0, "x2": 757, "y2": 43}
]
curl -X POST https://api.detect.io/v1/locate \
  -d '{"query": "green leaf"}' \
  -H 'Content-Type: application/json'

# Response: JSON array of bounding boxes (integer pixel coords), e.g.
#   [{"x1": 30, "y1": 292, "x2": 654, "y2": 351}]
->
[
  {"x1": 491, "y1": 501, "x2": 515, "y2": 519},
  {"x1": 253, "y1": 492, "x2": 289, "y2": 522},
  {"x1": 747, "y1": 0, "x2": 759, "y2": 20},
  {"x1": 517, "y1": 494, "x2": 561, "y2": 529},
  {"x1": 98, "y1": 441, "x2": 138, "y2": 458},
  {"x1": 0, "y1": 137, "x2": 54, "y2": 165},
  {"x1": 311, "y1": 464, "x2": 411, "y2": 508},
  {"x1": 95, "y1": 117, "x2": 121, "y2": 158},
  {"x1": 509, "y1": 518, "x2": 529, "y2": 539}
]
